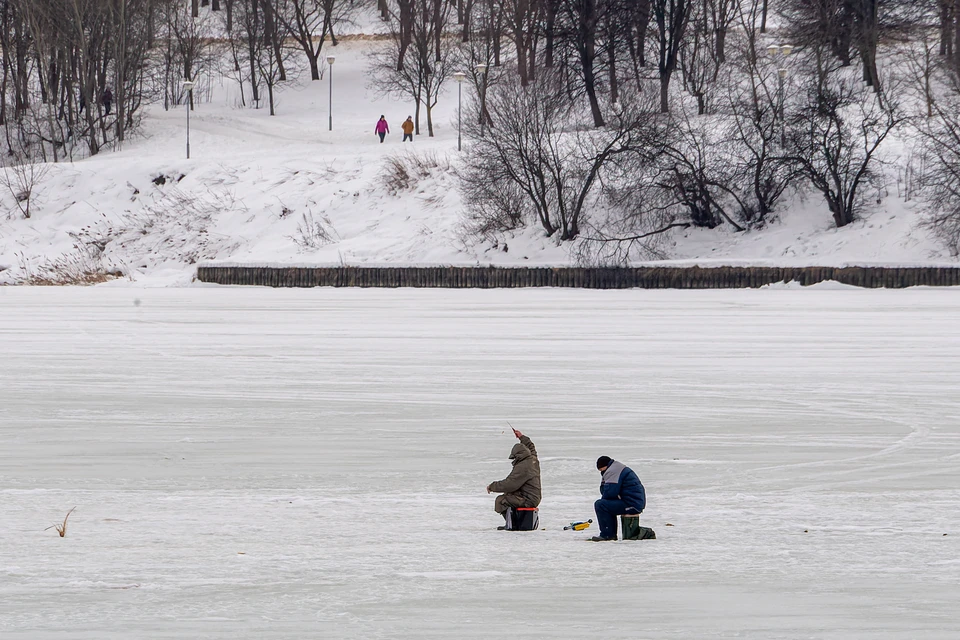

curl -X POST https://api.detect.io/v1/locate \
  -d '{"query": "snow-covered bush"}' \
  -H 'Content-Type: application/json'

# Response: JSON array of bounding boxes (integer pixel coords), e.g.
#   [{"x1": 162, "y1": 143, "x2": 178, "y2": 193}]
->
[
  {"x1": 1, "y1": 155, "x2": 50, "y2": 220},
  {"x1": 458, "y1": 74, "x2": 668, "y2": 243},
  {"x1": 382, "y1": 151, "x2": 450, "y2": 196},
  {"x1": 784, "y1": 64, "x2": 904, "y2": 228},
  {"x1": 292, "y1": 212, "x2": 339, "y2": 250},
  {"x1": 16, "y1": 223, "x2": 125, "y2": 285}
]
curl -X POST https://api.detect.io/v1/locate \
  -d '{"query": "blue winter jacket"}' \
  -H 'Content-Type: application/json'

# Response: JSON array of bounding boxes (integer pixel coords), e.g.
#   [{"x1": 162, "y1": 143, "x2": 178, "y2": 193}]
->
[{"x1": 599, "y1": 460, "x2": 646, "y2": 512}]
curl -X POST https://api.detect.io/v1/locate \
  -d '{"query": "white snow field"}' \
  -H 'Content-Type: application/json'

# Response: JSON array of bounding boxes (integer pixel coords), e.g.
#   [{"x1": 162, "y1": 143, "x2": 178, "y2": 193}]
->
[{"x1": 2, "y1": 286, "x2": 960, "y2": 639}]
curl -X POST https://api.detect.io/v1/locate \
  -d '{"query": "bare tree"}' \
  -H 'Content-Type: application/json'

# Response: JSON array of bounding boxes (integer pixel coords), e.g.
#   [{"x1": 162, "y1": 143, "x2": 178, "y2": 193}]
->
[
  {"x1": 4, "y1": 0, "x2": 153, "y2": 158},
  {"x1": 562, "y1": 0, "x2": 605, "y2": 126},
  {"x1": 916, "y1": 71, "x2": 960, "y2": 254},
  {"x1": 273, "y1": 0, "x2": 358, "y2": 81},
  {"x1": 225, "y1": 0, "x2": 297, "y2": 112},
  {"x1": 657, "y1": 109, "x2": 747, "y2": 230},
  {"x1": 1, "y1": 145, "x2": 51, "y2": 219},
  {"x1": 780, "y1": 0, "x2": 925, "y2": 92},
  {"x1": 785, "y1": 63, "x2": 904, "y2": 227},
  {"x1": 719, "y1": 0, "x2": 801, "y2": 224},
  {"x1": 680, "y1": 0, "x2": 719, "y2": 115},
  {"x1": 454, "y1": 6, "x2": 508, "y2": 128},
  {"x1": 459, "y1": 73, "x2": 667, "y2": 241},
  {"x1": 370, "y1": 0, "x2": 453, "y2": 136},
  {"x1": 652, "y1": 0, "x2": 693, "y2": 113},
  {"x1": 158, "y1": 0, "x2": 217, "y2": 111},
  {"x1": 706, "y1": 0, "x2": 739, "y2": 64},
  {"x1": 901, "y1": 29, "x2": 940, "y2": 119},
  {"x1": 502, "y1": 0, "x2": 543, "y2": 86}
]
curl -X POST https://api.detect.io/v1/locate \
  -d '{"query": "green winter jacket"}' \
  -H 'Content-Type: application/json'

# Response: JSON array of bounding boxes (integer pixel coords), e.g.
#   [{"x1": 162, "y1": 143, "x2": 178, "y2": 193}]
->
[{"x1": 488, "y1": 436, "x2": 541, "y2": 507}]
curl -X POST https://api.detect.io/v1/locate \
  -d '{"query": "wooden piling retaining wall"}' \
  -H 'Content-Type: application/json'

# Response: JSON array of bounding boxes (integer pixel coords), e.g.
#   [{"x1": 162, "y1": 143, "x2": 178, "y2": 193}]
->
[{"x1": 195, "y1": 265, "x2": 960, "y2": 289}]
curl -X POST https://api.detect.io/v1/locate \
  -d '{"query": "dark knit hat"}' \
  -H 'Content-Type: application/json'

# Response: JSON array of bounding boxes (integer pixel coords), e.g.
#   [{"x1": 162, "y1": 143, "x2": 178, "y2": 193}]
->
[{"x1": 597, "y1": 456, "x2": 613, "y2": 470}]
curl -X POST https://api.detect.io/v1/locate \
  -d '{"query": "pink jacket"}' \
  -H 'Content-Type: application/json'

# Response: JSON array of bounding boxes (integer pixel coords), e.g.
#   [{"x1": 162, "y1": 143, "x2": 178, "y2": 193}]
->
[{"x1": 375, "y1": 119, "x2": 390, "y2": 134}]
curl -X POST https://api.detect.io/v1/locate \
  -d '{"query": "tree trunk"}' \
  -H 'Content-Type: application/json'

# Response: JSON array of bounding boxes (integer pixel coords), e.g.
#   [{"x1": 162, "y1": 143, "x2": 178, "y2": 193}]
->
[
  {"x1": 14, "y1": 18, "x2": 29, "y2": 119},
  {"x1": 939, "y1": 0, "x2": 952, "y2": 57},
  {"x1": 147, "y1": 0, "x2": 155, "y2": 48},
  {"x1": 955, "y1": 0, "x2": 960, "y2": 74},
  {"x1": 578, "y1": 0, "x2": 603, "y2": 125},
  {"x1": 260, "y1": 0, "x2": 286, "y2": 81},
  {"x1": 831, "y1": 199, "x2": 853, "y2": 227},
  {"x1": 606, "y1": 16, "x2": 618, "y2": 104},
  {"x1": 754, "y1": 160, "x2": 768, "y2": 223},
  {"x1": 397, "y1": 0, "x2": 414, "y2": 70},
  {"x1": 247, "y1": 33, "x2": 260, "y2": 106},
  {"x1": 527, "y1": 27, "x2": 538, "y2": 83},
  {"x1": 636, "y1": 0, "x2": 651, "y2": 66},
  {"x1": 491, "y1": 0, "x2": 502, "y2": 66},
  {"x1": 517, "y1": 43, "x2": 529, "y2": 85},
  {"x1": 414, "y1": 95, "x2": 422, "y2": 134},
  {"x1": 0, "y1": 47, "x2": 7, "y2": 127},
  {"x1": 545, "y1": 0, "x2": 558, "y2": 67},
  {"x1": 434, "y1": 0, "x2": 443, "y2": 62},
  {"x1": 461, "y1": 0, "x2": 473, "y2": 41},
  {"x1": 608, "y1": 40, "x2": 619, "y2": 105},
  {"x1": 660, "y1": 73, "x2": 670, "y2": 113},
  {"x1": 584, "y1": 67, "x2": 604, "y2": 126}
]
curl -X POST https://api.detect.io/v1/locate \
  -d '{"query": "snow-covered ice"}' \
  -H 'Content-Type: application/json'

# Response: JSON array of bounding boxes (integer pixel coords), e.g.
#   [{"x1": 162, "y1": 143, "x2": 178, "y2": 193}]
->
[{"x1": 2, "y1": 287, "x2": 960, "y2": 638}]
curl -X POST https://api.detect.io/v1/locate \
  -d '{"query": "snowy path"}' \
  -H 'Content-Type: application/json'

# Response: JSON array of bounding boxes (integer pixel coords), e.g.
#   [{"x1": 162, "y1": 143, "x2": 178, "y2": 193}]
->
[{"x1": 2, "y1": 287, "x2": 959, "y2": 638}]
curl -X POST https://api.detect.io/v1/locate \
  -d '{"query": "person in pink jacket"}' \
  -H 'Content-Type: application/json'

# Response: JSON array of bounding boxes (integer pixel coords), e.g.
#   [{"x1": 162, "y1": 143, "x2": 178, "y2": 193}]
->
[{"x1": 375, "y1": 115, "x2": 390, "y2": 143}]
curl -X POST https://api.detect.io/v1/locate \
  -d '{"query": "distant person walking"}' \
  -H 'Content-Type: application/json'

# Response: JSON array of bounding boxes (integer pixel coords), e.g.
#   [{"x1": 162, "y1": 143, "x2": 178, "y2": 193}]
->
[
  {"x1": 102, "y1": 87, "x2": 113, "y2": 116},
  {"x1": 402, "y1": 116, "x2": 414, "y2": 142},
  {"x1": 375, "y1": 115, "x2": 390, "y2": 143}
]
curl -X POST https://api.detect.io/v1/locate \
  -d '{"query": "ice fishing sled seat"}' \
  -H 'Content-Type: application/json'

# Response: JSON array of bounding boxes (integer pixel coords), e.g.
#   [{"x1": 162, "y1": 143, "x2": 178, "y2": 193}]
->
[
  {"x1": 621, "y1": 513, "x2": 656, "y2": 540},
  {"x1": 504, "y1": 507, "x2": 540, "y2": 531}
]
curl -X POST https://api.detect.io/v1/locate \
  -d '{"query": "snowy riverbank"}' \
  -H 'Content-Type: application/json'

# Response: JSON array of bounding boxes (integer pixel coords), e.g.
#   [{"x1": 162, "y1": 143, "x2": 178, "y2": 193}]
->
[{"x1": 1, "y1": 40, "x2": 955, "y2": 286}]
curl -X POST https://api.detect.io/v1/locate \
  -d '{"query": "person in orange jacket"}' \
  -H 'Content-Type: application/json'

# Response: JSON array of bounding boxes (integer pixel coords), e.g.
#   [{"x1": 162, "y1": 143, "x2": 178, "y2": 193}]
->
[{"x1": 401, "y1": 116, "x2": 415, "y2": 142}]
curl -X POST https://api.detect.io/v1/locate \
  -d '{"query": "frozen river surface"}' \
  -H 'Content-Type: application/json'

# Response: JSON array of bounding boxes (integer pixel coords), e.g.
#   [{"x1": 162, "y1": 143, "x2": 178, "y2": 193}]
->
[{"x1": 1, "y1": 287, "x2": 959, "y2": 639}]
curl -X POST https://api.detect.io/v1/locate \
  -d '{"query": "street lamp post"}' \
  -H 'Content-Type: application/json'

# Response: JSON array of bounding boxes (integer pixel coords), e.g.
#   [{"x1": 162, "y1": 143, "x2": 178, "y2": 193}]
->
[
  {"x1": 778, "y1": 66, "x2": 787, "y2": 145},
  {"x1": 767, "y1": 44, "x2": 792, "y2": 145},
  {"x1": 476, "y1": 63, "x2": 488, "y2": 138},
  {"x1": 454, "y1": 71, "x2": 466, "y2": 151},
  {"x1": 327, "y1": 55, "x2": 336, "y2": 132},
  {"x1": 182, "y1": 80, "x2": 195, "y2": 159}
]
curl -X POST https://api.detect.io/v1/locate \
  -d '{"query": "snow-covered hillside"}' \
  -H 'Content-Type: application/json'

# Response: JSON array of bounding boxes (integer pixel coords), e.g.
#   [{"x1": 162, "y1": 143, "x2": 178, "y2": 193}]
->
[{"x1": 0, "y1": 40, "x2": 954, "y2": 286}]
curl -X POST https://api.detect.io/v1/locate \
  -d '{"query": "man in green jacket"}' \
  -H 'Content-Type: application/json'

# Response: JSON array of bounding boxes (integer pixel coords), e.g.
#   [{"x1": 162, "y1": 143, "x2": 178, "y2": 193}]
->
[{"x1": 486, "y1": 428, "x2": 542, "y2": 523}]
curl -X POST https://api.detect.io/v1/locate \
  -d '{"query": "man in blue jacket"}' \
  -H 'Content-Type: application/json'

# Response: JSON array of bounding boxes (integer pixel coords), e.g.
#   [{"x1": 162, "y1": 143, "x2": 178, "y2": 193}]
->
[{"x1": 592, "y1": 455, "x2": 646, "y2": 541}]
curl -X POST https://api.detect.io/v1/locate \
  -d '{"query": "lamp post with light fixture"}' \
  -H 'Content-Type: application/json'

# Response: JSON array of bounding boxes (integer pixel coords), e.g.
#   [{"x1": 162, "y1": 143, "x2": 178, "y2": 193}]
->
[
  {"x1": 454, "y1": 71, "x2": 466, "y2": 151},
  {"x1": 327, "y1": 55, "x2": 336, "y2": 131},
  {"x1": 182, "y1": 80, "x2": 195, "y2": 159},
  {"x1": 766, "y1": 44, "x2": 792, "y2": 145}
]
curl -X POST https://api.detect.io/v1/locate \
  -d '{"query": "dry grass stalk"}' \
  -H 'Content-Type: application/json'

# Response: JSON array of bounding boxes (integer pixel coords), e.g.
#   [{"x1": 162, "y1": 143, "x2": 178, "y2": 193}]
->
[{"x1": 44, "y1": 507, "x2": 76, "y2": 537}]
